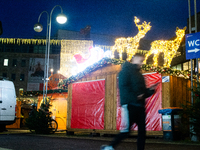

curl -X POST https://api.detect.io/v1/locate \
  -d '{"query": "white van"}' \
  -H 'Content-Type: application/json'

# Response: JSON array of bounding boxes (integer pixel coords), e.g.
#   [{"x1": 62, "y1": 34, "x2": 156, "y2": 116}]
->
[{"x1": 0, "y1": 80, "x2": 16, "y2": 128}]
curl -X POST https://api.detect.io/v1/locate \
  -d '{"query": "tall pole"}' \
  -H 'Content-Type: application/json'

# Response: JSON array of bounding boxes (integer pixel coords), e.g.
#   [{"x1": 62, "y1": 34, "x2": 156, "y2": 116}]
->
[
  {"x1": 34, "y1": 5, "x2": 66, "y2": 105},
  {"x1": 46, "y1": 5, "x2": 64, "y2": 100},
  {"x1": 188, "y1": 0, "x2": 193, "y2": 104},
  {"x1": 44, "y1": 14, "x2": 49, "y2": 104},
  {"x1": 188, "y1": 0, "x2": 198, "y2": 142},
  {"x1": 193, "y1": 0, "x2": 198, "y2": 142},
  {"x1": 36, "y1": 11, "x2": 49, "y2": 105},
  {"x1": 194, "y1": 0, "x2": 198, "y2": 82}
]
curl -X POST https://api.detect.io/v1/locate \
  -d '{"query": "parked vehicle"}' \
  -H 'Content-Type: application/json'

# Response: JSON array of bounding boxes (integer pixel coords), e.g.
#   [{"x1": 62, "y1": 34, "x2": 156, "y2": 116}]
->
[{"x1": 0, "y1": 80, "x2": 16, "y2": 131}]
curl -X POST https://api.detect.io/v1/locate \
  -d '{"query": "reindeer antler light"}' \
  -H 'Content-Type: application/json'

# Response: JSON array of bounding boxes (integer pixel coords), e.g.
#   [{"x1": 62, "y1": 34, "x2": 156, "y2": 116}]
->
[{"x1": 112, "y1": 16, "x2": 151, "y2": 60}]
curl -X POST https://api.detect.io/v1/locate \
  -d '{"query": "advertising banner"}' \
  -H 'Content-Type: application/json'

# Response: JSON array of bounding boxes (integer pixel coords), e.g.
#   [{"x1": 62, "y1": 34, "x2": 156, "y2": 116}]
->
[{"x1": 28, "y1": 58, "x2": 53, "y2": 83}]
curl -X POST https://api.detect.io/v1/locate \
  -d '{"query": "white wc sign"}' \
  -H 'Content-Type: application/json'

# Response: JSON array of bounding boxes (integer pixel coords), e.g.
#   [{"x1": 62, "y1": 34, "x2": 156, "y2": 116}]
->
[{"x1": 185, "y1": 32, "x2": 200, "y2": 60}]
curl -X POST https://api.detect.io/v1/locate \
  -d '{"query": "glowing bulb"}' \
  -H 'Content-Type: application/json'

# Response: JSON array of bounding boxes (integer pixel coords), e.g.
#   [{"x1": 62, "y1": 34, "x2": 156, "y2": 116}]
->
[{"x1": 56, "y1": 13, "x2": 67, "y2": 24}]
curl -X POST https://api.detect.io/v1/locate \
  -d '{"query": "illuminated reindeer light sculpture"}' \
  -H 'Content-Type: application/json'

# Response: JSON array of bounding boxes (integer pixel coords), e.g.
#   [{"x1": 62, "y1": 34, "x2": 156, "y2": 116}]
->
[
  {"x1": 144, "y1": 27, "x2": 186, "y2": 67},
  {"x1": 112, "y1": 16, "x2": 151, "y2": 60}
]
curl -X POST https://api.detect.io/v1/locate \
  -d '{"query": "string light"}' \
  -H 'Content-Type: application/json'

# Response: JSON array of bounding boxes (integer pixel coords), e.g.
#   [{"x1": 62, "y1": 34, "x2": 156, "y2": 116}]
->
[
  {"x1": 111, "y1": 16, "x2": 151, "y2": 60},
  {"x1": 144, "y1": 27, "x2": 186, "y2": 67},
  {"x1": 0, "y1": 38, "x2": 61, "y2": 45},
  {"x1": 60, "y1": 40, "x2": 93, "y2": 77}
]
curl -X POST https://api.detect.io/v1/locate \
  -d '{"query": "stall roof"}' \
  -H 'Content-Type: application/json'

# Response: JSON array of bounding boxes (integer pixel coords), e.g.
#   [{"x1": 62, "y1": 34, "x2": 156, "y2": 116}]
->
[
  {"x1": 59, "y1": 58, "x2": 124, "y2": 88},
  {"x1": 59, "y1": 57, "x2": 191, "y2": 89}
]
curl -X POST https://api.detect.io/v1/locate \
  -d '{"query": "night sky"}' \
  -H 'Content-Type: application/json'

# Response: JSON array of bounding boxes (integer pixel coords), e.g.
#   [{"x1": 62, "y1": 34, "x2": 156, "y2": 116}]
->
[{"x1": 0, "y1": 0, "x2": 199, "y2": 41}]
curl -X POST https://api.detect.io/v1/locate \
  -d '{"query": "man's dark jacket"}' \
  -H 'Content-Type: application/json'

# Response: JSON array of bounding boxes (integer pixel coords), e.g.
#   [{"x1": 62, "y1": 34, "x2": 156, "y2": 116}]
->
[{"x1": 118, "y1": 61, "x2": 154, "y2": 107}]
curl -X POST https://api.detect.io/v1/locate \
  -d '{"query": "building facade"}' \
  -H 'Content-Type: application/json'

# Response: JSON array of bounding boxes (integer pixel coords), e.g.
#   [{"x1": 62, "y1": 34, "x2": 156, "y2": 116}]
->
[{"x1": 0, "y1": 39, "x2": 60, "y2": 97}]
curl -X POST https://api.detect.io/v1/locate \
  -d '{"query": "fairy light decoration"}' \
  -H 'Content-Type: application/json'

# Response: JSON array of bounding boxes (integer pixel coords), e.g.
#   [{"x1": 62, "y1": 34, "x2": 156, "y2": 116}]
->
[
  {"x1": 144, "y1": 27, "x2": 186, "y2": 67},
  {"x1": 112, "y1": 16, "x2": 151, "y2": 61}
]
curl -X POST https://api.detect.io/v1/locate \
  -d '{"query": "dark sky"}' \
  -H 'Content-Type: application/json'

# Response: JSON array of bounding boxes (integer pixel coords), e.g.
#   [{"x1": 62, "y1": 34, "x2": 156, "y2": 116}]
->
[{"x1": 0, "y1": 0, "x2": 199, "y2": 41}]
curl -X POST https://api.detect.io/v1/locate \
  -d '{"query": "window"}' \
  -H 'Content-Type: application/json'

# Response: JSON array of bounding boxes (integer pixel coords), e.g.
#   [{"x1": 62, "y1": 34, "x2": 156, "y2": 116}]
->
[
  {"x1": 6, "y1": 47, "x2": 11, "y2": 52},
  {"x1": 12, "y1": 59, "x2": 17, "y2": 67},
  {"x1": 33, "y1": 45, "x2": 45, "y2": 54},
  {"x1": 21, "y1": 60, "x2": 26, "y2": 67},
  {"x1": 171, "y1": 66, "x2": 176, "y2": 69},
  {"x1": 29, "y1": 45, "x2": 34, "y2": 53},
  {"x1": 16, "y1": 48, "x2": 21, "y2": 53},
  {"x1": 177, "y1": 64, "x2": 182, "y2": 70},
  {"x1": 11, "y1": 74, "x2": 16, "y2": 81},
  {"x1": 22, "y1": 46, "x2": 28, "y2": 53},
  {"x1": 3, "y1": 73, "x2": 7, "y2": 78},
  {"x1": 183, "y1": 62, "x2": 189, "y2": 71},
  {"x1": 3, "y1": 59, "x2": 8, "y2": 66},
  {"x1": 20, "y1": 74, "x2": 25, "y2": 81},
  {"x1": 172, "y1": 64, "x2": 182, "y2": 70}
]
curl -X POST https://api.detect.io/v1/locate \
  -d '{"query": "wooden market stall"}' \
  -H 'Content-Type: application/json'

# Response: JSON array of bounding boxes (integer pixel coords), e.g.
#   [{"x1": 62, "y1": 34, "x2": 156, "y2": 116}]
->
[
  {"x1": 166, "y1": 75, "x2": 191, "y2": 107},
  {"x1": 67, "y1": 64, "x2": 121, "y2": 135},
  {"x1": 65, "y1": 63, "x2": 192, "y2": 136},
  {"x1": 36, "y1": 73, "x2": 68, "y2": 130},
  {"x1": 37, "y1": 92, "x2": 68, "y2": 130}
]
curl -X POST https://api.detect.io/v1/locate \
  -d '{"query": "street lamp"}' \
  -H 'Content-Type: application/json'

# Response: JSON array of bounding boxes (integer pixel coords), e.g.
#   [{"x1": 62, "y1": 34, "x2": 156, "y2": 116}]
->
[{"x1": 34, "y1": 5, "x2": 67, "y2": 105}]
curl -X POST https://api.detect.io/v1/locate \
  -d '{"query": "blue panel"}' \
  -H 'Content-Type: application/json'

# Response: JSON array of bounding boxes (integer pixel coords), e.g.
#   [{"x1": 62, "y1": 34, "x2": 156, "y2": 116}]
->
[
  {"x1": 162, "y1": 76, "x2": 169, "y2": 83},
  {"x1": 185, "y1": 32, "x2": 200, "y2": 59}
]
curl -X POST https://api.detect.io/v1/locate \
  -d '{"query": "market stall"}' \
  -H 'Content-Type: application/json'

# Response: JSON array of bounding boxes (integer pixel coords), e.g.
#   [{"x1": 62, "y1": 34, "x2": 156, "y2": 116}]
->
[{"x1": 66, "y1": 64, "x2": 163, "y2": 135}]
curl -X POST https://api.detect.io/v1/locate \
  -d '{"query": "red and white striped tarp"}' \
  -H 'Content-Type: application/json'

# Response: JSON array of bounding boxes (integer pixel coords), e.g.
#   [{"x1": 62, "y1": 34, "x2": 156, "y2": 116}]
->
[{"x1": 117, "y1": 72, "x2": 162, "y2": 131}]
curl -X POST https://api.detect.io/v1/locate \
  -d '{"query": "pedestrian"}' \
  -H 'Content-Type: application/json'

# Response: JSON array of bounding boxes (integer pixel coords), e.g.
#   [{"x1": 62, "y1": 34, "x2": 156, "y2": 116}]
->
[{"x1": 101, "y1": 53, "x2": 158, "y2": 150}]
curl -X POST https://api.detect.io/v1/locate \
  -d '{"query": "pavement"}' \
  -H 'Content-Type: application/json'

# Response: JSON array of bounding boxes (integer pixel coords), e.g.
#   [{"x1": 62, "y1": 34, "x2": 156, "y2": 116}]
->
[{"x1": 1, "y1": 128, "x2": 200, "y2": 146}]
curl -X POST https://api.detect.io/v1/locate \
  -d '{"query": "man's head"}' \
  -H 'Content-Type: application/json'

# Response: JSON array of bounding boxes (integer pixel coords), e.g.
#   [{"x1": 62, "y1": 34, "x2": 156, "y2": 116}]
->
[{"x1": 130, "y1": 53, "x2": 145, "y2": 68}]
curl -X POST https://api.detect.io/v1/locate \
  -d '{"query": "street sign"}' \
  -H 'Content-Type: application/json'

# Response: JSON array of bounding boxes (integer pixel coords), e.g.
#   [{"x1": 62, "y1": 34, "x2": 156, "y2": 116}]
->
[{"x1": 185, "y1": 32, "x2": 200, "y2": 59}]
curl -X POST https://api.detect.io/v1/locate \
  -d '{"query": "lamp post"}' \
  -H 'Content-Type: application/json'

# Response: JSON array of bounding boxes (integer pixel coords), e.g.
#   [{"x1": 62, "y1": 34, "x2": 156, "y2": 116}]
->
[{"x1": 34, "y1": 5, "x2": 67, "y2": 105}]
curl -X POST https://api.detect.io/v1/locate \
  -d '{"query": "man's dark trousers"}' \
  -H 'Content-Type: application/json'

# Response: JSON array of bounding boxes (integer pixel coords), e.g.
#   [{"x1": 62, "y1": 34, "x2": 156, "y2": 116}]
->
[{"x1": 110, "y1": 104, "x2": 146, "y2": 150}]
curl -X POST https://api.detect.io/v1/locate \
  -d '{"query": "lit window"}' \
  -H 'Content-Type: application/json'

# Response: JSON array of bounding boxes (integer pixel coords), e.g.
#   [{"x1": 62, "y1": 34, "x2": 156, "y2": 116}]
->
[
  {"x1": 3, "y1": 59, "x2": 8, "y2": 66},
  {"x1": 177, "y1": 64, "x2": 182, "y2": 70},
  {"x1": 171, "y1": 66, "x2": 176, "y2": 69},
  {"x1": 183, "y1": 62, "x2": 189, "y2": 71}
]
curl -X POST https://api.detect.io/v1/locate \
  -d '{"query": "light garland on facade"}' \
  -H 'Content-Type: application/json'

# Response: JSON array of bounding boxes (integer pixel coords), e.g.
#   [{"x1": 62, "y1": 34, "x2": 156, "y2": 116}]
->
[
  {"x1": 60, "y1": 40, "x2": 93, "y2": 77},
  {"x1": 144, "y1": 27, "x2": 186, "y2": 67},
  {"x1": 112, "y1": 16, "x2": 151, "y2": 61},
  {"x1": 0, "y1": 38, "x2": 61, "y2": 45}
]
